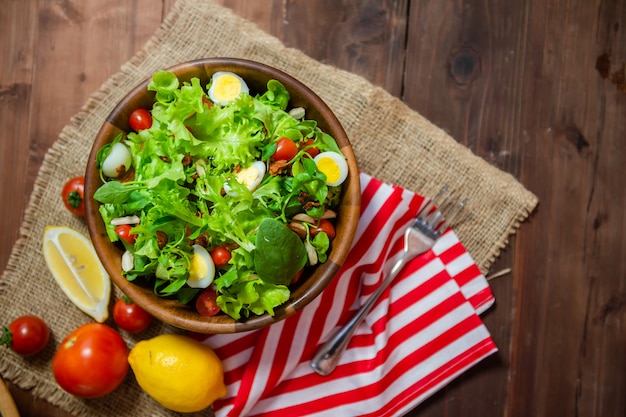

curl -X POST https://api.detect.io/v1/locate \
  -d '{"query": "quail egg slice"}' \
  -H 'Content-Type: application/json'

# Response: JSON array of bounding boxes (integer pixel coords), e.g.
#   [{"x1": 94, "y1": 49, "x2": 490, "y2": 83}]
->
[
  {"x1": 314, "y1": 151, "x2": 349, "y2": 186},
  {"x1": 186, "y1": 245, "x2": 216, "y2": 289},
  {"x1": 208, "y1": 71, "x2": 249, "y2": 105},
  {"x1": 231, "y1": 160, "x2": 266, "y2": 192}
]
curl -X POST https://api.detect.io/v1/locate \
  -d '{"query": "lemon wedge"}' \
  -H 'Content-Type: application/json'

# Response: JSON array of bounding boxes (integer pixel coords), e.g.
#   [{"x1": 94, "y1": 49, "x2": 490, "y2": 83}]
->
[{"x1": 42, "y1": 226, "x2": 110, "y2": 322}]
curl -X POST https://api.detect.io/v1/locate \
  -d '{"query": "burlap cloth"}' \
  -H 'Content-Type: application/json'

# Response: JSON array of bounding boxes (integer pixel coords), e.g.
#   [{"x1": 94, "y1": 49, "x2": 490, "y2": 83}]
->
[{"x1": 0, "y1": 0, "x2": 537, "y2": 416}]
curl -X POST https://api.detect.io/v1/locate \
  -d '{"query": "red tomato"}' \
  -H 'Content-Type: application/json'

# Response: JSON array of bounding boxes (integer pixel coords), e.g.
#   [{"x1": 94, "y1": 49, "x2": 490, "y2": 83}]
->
[
  {"x1": 114, "y1": 224, "x2": 137, "y2": 245},
  {"x1": 128, "y1": 108, "x2": 153, "y2": 132},
  {"x1": 61, "y1": 176, "x2": 85, "y2": 216},
  {"x1": 52, "y1": 323, "x2": 128, "y2": 398},
  {"x1": 113, "y1": 297, "x2": 153, "y2": 333},
  {"x1": 302, "y1": 138, "x2": 320, "y2": 157},
  {"x1": 195, "y1": 288, "x2": 221, "y2": 317},
  {"x1": 272, "y1": 137, "x2": 298, "y2": 161},
  {"x1": 291, "y1": 268, "x2": 304, "y2": 284},
  {"x1": 210, "y1": 246, "x2": 232, "y2": 267},
  {"x1": 0, "y1": 316, "x2": 50, "y2": 356},
  {"x1": 313, "y1": 219, "x2": 336, "y2": 240}
]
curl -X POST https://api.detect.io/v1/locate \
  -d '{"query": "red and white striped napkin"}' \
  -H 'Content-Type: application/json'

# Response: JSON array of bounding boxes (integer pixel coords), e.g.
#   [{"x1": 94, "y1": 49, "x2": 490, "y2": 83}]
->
[{"x1": 204, "y1": 173, "x2": 497, "y2": 417}]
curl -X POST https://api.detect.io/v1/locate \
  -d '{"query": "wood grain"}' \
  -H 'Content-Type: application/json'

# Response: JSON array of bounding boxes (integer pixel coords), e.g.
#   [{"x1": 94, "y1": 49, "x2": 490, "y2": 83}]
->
[
  {"x1": 215, "y1": 0, "x2": 409, "y2": 96},
  {"x1": 1, "y1": 0, "x2": 624, "y2": 416},
  {"x1": 403, "y1": 1, "x2": 626, "y2": 416}
]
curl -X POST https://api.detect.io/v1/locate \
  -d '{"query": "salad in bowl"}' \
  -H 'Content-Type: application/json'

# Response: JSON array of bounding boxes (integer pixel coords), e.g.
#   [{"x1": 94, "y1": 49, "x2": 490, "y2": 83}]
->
[{"x1": 85, "y1": 58, "x2": 360, "y2": 333}]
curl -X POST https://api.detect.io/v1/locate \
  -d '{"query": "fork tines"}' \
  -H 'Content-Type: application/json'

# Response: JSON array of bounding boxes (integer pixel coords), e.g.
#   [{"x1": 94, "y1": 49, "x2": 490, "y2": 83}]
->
[{"x1": 419, "y1": 187, "x2": 467, "y2": 233}]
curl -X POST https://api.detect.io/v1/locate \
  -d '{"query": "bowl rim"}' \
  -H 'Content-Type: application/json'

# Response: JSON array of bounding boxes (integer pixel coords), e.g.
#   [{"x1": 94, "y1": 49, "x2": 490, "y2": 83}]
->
[{"x1": 84, "y1": 57, "x2": 360, "y2": 334}]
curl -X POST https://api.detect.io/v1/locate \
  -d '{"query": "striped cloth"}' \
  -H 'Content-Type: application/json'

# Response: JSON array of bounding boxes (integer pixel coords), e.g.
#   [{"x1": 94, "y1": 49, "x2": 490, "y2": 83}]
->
[{"x1": 205, "y1": 173, "x2": 497, "y2": 417}]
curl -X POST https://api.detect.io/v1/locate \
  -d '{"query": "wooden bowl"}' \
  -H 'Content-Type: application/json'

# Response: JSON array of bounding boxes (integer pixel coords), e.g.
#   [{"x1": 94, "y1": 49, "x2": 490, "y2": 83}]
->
[{"x1": 84, "y1": 58, "x2": 360, "y2": 333}]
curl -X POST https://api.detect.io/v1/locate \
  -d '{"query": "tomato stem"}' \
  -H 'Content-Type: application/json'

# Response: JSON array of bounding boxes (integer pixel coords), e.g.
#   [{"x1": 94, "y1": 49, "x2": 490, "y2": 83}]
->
[
  {"x1": 67, "y1": 190, "x2": 83, "y2": 208},
  {"x1": 0, "y1": 327, "x2": 13, "y2": 347}
]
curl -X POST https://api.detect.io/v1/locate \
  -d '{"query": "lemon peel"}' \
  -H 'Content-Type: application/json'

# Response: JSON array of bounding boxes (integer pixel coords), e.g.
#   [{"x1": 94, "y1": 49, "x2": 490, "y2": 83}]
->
[
  {"x1": 128, "y1": 334, "x2": 227, "y2": 413},
  {"x1": 42, "y1": 226, "x2": 110, "y2": 322}
]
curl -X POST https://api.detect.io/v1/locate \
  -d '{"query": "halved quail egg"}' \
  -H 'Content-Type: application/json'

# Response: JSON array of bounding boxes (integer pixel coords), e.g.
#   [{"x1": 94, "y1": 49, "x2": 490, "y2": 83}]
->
[
  {"x1": 186, "y1": 245, "x2": 216, "y2": 289},
  {"x1": 225, "y1": 160, "x2": 266, "y2": 193},
  {"x1": 314, "y1": 151, "x2": 349, "y2": 186},
  {"x1": 208, "y1": 71, "x2": 249, "y2": 105}
]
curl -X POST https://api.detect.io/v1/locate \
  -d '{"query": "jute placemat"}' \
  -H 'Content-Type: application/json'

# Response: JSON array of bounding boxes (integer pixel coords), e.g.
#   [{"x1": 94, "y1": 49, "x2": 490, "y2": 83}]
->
[{"x1": 0, "y1": 0, "x2": 537, "y2": 416}]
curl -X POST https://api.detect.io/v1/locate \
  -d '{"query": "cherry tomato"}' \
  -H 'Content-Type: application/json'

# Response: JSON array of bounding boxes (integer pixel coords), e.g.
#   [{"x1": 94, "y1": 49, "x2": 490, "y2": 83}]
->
[
  {"x1": 0, "y1": 316, "x2": 50, "y2": 356},
  {"x1": 195, "y1": 288, "x2": 221, "y2": 317},
  {"x1": 272, "y1": 137, "x2": 298, "y2": 161},
  {"x1": 61, "y1": 176, "x2": 85, "y2": 216},
  {"x1": 302, "y1": 138, "x2": 320, "y2": 157},
  {"x1": 210, "y1": 246, "x2": 232, "y2": 267},
  {"x1": 128, "y1": 108, "x2": 153, "y2": 132},
  {"x1": 113, "y1": 297, "x2": 153, "y2": 333},
  {"x1": 114, "y1": 224, "x2": 137, "y2": 245},
  {"x1": 313, "y1": 219, "x2": 336, "y2": 240},
  {"x1": 52, "y1": 323, "x2": 128, "y2": 398},
  {"x1": 291, "y1": 268, "x2": 304, "y2": 284}
]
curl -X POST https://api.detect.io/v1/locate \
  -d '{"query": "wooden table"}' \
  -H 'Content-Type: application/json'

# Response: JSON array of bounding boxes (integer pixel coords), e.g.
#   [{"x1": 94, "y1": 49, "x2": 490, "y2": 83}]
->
[{"x1": 2, "y1": 1, "x2": 624, "y2": 416}]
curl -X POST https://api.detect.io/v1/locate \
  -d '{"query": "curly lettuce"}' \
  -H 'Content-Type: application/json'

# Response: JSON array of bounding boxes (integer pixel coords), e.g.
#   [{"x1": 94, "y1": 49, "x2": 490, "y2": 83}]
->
[{"x1": 94, "y1": 70, "x2": 345, "y2": 319}]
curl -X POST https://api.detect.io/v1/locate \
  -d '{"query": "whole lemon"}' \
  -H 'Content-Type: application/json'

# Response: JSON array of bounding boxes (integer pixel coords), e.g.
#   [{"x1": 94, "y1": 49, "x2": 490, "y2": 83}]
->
[{"x1": 128, "y1": 334, "x2": 227, "y2": 413}]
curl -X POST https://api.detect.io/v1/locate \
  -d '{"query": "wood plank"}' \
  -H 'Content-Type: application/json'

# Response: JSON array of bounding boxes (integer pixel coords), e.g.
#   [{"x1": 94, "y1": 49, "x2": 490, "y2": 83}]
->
[
  {"x1": 0, "y1": 0, "x2": 38, "y2": 275},
  {"x1": 511, "y1": 1, "x2": 626, "y2": 415},
  {"x1": 215, "y1": 0, "x2": 409, "y2": 96},
  {"x1": 403, "y1": 0, "x2": 626, "y2": 416},
  {"x1": 509, "y1": 0, "x2": 626, "y2": 414}
]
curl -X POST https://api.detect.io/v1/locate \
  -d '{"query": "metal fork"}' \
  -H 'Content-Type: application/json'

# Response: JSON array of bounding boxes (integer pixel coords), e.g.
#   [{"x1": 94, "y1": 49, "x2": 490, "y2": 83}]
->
[{"x1": 310, "y1": 188, "x2": 466, "y2": 376}]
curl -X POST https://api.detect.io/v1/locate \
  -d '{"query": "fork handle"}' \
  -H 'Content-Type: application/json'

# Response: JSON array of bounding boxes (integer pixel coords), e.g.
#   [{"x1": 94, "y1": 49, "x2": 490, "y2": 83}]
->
[{"x1": 310, "y1": 253, "x2": 410, "y2": 376}]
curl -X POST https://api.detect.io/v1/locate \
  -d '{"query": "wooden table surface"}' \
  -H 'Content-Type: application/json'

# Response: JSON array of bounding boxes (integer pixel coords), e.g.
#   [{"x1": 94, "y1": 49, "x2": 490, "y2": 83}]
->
[{"x1": 2, "y1": 1, "x2": 624, "y2": 416}]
